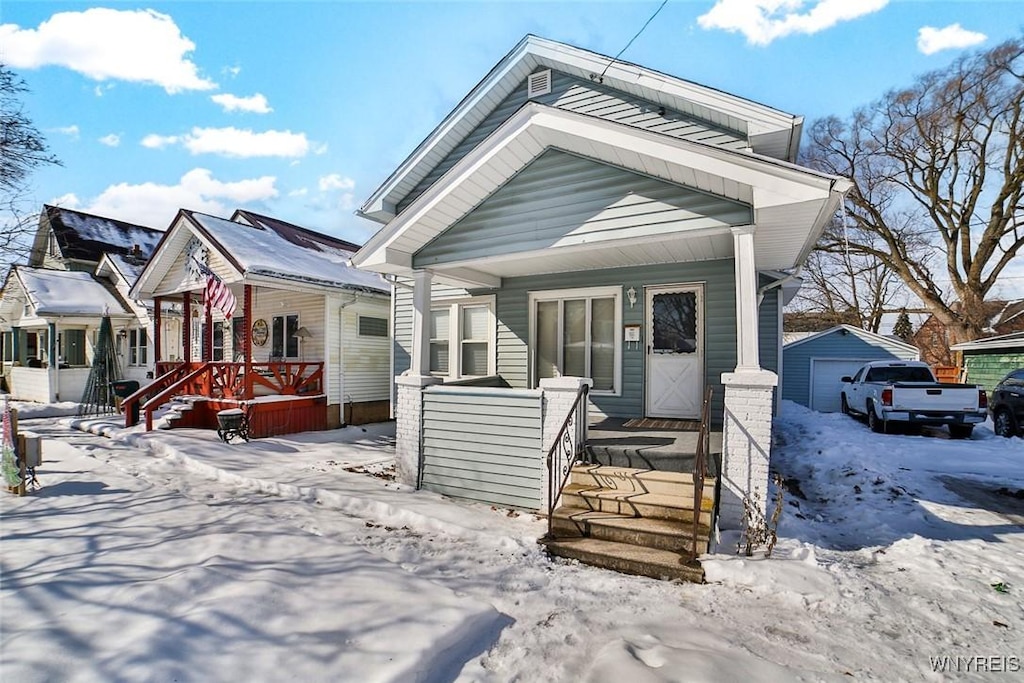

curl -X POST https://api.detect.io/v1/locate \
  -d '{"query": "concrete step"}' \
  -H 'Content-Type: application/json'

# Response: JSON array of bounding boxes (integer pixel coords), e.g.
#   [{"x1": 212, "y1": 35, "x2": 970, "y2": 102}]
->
[
  {"x1": 561, "y1": 483, "x2": 714, "y2": 526},
  {"x1": 549, "y1": 506, "x2": 710, "y2": 555},
  {"x1": 542, "y1": 536, "x2": 705, "y2": 583},
  {"x1": 570, "y1": 464, "x2": 716, "y2": 498}
]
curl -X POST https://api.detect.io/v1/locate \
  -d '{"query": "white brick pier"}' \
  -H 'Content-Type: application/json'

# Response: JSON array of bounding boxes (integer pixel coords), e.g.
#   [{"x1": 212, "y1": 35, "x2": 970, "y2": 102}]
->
[{"x1": 719, "y1": 369, "x2": 777, "y2": 531}]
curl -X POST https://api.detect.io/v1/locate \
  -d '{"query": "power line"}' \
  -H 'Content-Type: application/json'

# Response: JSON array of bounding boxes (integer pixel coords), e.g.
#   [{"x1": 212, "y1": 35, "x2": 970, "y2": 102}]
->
[{"x1": 595, "y1": 0, "x2": 670, "y2": 84}]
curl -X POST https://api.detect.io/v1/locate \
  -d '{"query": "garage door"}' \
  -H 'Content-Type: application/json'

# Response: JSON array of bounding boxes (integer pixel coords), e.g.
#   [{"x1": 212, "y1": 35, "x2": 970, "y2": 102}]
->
[{"x1": 810, "y1": 359, "x2": 876, "y2": 413}]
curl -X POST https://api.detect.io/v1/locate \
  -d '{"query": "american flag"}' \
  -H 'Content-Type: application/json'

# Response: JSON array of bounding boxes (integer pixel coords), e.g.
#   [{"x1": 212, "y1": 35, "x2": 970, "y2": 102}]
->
[{"x1": 194, "y1": 258, "x2": 237, "y2": 319}]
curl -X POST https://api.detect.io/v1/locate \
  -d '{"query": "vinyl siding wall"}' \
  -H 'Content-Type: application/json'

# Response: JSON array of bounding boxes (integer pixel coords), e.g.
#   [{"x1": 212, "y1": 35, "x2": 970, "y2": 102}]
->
[
  {"x1": 963, "y1": 350, "x2": 1024, "y2": 394},
  {"x1": 420, "y1": 386, "x2": 543, "y2": 509},
  {"x1": 781, "y1": 330, "x2": 919, "y2": 406},
  {"x1": 414, "y1": 150, "x2": 750, "y2": 268},
  {"x1": 336, "y1": 297, "x2": 392, "y2": 403},
  {"x1": 398, "y1": 70, "x2": 749, "y2": 212}
]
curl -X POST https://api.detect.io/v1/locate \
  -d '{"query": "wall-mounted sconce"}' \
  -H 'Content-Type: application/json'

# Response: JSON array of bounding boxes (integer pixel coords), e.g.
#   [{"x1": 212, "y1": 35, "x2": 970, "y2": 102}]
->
[{"x1": 626, "y1": 287, "x2": 637, "y2": 308}]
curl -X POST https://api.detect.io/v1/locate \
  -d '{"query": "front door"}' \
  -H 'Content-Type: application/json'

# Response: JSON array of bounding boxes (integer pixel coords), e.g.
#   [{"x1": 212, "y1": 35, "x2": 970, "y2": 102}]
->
[{"x1": 645, "y1": 284, "x2": 703, "y2": 419}]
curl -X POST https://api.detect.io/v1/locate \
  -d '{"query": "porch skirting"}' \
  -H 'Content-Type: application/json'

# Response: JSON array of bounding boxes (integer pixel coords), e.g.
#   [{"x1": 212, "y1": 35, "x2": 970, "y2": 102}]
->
[
  {"x1": 719, "y1": 369, "x2": 777, "y2": 532},
  {"x1": 173, "y1": 396, "x2": 328, "y2": 438}
]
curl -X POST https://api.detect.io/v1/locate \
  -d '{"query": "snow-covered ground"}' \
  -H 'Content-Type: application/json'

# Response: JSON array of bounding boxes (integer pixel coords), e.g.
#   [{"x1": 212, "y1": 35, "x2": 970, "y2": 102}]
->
[{"x1": 2, "y1": 400, "x2": 1022, "y2": 681}]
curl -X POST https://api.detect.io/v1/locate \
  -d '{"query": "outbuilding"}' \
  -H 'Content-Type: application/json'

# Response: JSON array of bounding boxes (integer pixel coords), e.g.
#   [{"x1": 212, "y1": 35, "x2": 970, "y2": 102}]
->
[
  {"x1": 951, "y1": 331, "x2": 1024, "y2": 393},
  {"x1": 782, "y1": 324, "x2": 920, "y2": 413}
]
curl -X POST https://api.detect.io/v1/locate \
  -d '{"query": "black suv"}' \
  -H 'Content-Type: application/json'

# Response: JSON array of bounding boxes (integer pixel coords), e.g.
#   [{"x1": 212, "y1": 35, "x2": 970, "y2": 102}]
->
[{"x1": 990, "y1": 369, "x2": 1024, "y2": 438}]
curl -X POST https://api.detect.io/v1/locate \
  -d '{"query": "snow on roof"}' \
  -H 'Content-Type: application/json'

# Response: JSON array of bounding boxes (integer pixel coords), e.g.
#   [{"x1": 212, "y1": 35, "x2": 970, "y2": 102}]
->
[
  {"x1": 104, "y1": 253, "x2": 147, "y2": 285},
  {"x1": 47, "y1": 205, "x2": 163, "y2": 263},
  {"x1": 18, "y1": 267, "x2": 132, "y2": 316},
  {"x1": 189, "y1": 212, "x2": 388, "y2": 294}
]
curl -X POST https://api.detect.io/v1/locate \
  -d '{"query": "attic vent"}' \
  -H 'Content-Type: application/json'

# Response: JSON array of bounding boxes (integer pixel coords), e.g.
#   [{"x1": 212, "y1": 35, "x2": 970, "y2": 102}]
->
[{"x1": 527, "y1": 69, "x2": 552, "y2": 98}]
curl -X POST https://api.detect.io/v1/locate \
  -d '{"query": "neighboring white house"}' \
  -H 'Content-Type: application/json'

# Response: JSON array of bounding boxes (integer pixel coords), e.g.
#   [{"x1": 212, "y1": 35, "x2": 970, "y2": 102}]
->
[
  {"x1": 353, "y1": 35, "x2": 851, "y2": 533},
  {"x1": 0, "y1": 206, "x2": 166, "y2": 402},
  {"x1": 129, "y1": 209, "x2": 392, "y2": 435}
]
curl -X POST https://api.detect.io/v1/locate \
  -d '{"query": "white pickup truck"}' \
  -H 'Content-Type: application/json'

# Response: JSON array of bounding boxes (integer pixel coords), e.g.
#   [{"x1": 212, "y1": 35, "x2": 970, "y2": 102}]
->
[{"x1": 839, "y1": 360, "x2": 988, "y2": 438}]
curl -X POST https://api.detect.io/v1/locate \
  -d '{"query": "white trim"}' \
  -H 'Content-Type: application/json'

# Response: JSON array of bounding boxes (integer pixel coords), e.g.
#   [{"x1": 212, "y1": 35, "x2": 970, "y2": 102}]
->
[
  {"x1": 783, "y1": 324, "x2": 920, "y2": 355},
  {"x1": 527, "y1": 285, "x2": 622, "y2": 396},
  {"x1": 951, "y1": 331, "x2": 1024, "y2": 351},
  {"x1": 429, "y1": 295, "x2": 497, "y2": 380}
]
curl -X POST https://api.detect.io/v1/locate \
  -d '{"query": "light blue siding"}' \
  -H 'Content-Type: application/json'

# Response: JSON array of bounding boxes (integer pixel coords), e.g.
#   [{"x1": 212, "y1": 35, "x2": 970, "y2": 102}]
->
[
  {"x1": 414, "y1": 150, "x2": 751, "y2": 268},
  {"x1": 398, "y1": 71, "x2": 749, "y2": 212},
  {"x1": 392, "y1": 279, "x2": 473, "y2": 377},
  {"x1": 421, "y1": 386, "x2": 543, "y2": 510},
  {"x1": 782, "y1": 328, "x2": 919, "y2": 407}
]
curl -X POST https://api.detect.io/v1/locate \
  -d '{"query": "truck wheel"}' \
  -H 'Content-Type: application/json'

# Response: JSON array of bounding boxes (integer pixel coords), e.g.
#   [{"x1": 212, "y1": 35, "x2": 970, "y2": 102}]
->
[
  {"x1": 993, "y1": 410, "x2": 1017, "y2": 438},
  {"x1": 841, "y1": 395, "x2": 851, "y2": 415},
  {"x1": 867, "y1": 403, "x2": 885, "y2": 433},
  {"x1": 949, "y1": 424, "x2": 974, "y2": 440}
]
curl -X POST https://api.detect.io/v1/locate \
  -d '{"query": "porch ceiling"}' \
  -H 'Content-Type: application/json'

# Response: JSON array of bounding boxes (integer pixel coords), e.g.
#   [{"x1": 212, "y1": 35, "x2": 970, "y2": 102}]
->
[{"x1": 353, "y1": 103, "x2": 850, "y2": 287}]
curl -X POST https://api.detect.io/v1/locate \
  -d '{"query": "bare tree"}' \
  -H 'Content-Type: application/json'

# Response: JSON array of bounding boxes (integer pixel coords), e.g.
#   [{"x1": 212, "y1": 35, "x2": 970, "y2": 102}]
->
[
  {"x1": 1, "y1": 63, "x2": 60, "y2": 265},
  {"x1": 802, "y1": 36, "x2": 1024, "y2": 345},
  {"x1": 792, "y1": 216, "x2": 911, "y2": 333}
]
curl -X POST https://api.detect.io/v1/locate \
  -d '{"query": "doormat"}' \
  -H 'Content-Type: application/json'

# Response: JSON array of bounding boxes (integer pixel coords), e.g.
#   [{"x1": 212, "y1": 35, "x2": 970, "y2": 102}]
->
[{"x1": 622, "y1": 417, "x2": 700, "y2": 431}]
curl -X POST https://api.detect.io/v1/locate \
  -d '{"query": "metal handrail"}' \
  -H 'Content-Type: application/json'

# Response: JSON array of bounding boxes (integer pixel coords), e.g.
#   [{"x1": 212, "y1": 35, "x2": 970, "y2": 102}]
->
[
  {"x1": 545, "y1": 383, "x2": 589, "y2": 536},
  {"x1": 687, "y1": 385, "x2": 714, "y2": 560}
]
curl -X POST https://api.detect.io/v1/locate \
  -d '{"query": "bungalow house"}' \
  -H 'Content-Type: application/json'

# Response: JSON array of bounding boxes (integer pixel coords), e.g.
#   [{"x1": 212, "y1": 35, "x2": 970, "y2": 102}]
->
[
  {"x1": 353, "y1": 33, "x2": 850, "y2": 570},
  {"x1": 0, "y1": 206, "x2": 165, "y2": 402},
  {"x1": 127, "y1": 209, "x2": 391, "y2": 437}
]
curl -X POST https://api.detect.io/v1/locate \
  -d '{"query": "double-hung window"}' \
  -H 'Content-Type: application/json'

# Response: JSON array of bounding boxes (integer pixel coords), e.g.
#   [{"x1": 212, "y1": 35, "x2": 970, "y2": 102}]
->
[
  {"x1": 128, "y1": 329, "x2": 147, "y2": 366},
  {"x1": 428, "y1": 298, "x2": 494, "y2": 378},
  {"x1": 272, "y1": 314, "x2": 299, "y2": 359},
  {"x1": 530, "y1": 287, "x2": 621, "y2": 394}
]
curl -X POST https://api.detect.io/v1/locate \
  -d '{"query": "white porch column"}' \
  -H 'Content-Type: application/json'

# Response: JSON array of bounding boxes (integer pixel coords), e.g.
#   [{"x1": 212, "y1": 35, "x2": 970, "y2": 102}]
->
[
  {"x1": 409, "y1": 269, "x2": 433, "y2": 376},
  {"x1": 718, "y1": 227, "x2": 777, "y2": 536},
  {"x1": 732, "y1": 227, "x2": 760, "y2": 371}
]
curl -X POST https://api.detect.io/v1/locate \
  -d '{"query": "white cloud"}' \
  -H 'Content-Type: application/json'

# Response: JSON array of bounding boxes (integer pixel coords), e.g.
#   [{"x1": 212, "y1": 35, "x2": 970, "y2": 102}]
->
[
  {"x1": 99, "y1": 134, "x2": 121, "y2": 147},
  {"x1": 140, "y1": 127, "x2": 310, "y2": 158},
  {"x1": 697, "y1": 0, "x2": 889, "y2": 46},
  {"x1": 917, "y1": 24, "x2": 987, "y2": 55},
  {"x1": 318, "y1": 174, "x2": 356, "y2": 192},
  {"x1": 0, "y1": 8, "x2": 215, "y2": 93},
  {"x1": 82, "y1": 168, "x2": 278, "y2": 228},
  {"x1": 288, "y1": 188, "x2": 309, "y2": 197},
  {"x1": 54, "y1": 125, "x2": 79, "y2": 138},
  {"x1": 211, "y1": 93, "x2": 272, "y2": 114},
  {"x1": 141, "y1": 134, "x2": 180, "y2": 149}
]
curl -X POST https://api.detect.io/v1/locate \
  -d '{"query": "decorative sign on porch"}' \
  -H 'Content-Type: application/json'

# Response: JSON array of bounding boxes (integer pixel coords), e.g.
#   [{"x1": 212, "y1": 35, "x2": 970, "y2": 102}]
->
[{"x1": 252, "y1": 319, "x2": 269, "y2": 346}]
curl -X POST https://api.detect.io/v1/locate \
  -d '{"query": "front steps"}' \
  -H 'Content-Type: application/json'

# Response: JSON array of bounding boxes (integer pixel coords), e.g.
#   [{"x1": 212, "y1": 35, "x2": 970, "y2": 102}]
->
[{"x1": 542, "y1": 464, "x2": 715, "y2": 583}]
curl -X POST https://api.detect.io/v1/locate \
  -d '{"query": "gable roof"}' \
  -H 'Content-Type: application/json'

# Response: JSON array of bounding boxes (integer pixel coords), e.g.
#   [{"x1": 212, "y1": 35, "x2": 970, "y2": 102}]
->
[
  {"x1": 951, "y1": 330, "x2": 1024, "y2": 351},
  {"x1": 353, "y1": 102, "x2": 849, "y2": 281},
  {"x1": 4, "y1": 266, "x2": 133, "y2": 318},
  {"x1": 359, "y1": 35, "x2": 805, "y2": 224},
  {"x1": 783, "y1": 324, "x2": 920, "y2": 356},
  {"x1": 133, "y1": 210, "x2": 388, "y2": 297},
  {"x1": 34, "y1": 205, "x2": 163, "y2": 266}
]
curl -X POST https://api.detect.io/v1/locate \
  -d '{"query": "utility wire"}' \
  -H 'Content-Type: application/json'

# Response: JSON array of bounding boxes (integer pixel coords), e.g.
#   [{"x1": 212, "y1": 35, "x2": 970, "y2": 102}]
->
[{"x1": 595, "y1": 0, "x2": 670, "y2": 83}]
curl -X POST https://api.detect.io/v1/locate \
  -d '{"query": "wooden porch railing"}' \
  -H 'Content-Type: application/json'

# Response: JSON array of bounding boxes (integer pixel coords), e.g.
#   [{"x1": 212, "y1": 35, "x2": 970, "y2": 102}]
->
[{"x1": 125, "y1": 361, "x2": 324, "y2": 431}]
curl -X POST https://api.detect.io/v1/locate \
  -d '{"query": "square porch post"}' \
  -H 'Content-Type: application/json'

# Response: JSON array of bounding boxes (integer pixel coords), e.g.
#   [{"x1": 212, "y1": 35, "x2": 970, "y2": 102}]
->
[
  {"x1": 153, "y1": 296, "x2": 162, "y2": 367},
  {"x1": 183, "y1": 292, "x2": 192, "y2": 364},
  {"x1": 243, "y1": 284, "x2": 253, "y2": 397},
  {"x1": 720, "y1": 227, "x2": 777, "y2": 534},
  {"x1": 394, "y1": 269, "x2": 441, "y2": 486}
]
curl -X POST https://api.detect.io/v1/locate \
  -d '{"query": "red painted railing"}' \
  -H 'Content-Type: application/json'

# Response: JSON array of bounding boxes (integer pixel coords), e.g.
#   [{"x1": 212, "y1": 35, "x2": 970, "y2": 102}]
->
[{"x1": 125, "y1": 361, "x2": 325, "y2": 430}]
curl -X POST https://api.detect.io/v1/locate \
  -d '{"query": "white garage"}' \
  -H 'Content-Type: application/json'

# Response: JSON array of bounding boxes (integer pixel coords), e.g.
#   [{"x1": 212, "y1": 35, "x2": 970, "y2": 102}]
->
[{"x1": 781, "y1": 325, "x2": 920, "y2": 412}]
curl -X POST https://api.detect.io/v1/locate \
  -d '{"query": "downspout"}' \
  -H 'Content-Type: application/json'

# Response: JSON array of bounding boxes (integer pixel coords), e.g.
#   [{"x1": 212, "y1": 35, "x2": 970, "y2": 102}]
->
[{"x1": 337, "y1": 293, "x2": 361, "y2": 427}]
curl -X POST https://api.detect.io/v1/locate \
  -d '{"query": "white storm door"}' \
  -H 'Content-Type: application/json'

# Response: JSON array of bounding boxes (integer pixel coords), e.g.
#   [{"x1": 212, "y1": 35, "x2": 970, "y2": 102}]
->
[{"x1": 645, "y1": 285, "x2": 703, "y2": 419}]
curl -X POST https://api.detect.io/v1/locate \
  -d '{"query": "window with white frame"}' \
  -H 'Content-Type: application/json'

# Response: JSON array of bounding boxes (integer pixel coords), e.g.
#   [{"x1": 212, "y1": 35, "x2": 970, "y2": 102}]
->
[
  {"x1": 530, "y1": 287, "x2": 621, "y2": 394},
  {"x1": 272, "y1": 314, "x2": 299, "y2": 359},
  {"x1": 128, "y1": 329, "x2": 147, "y2": 366},
  {"x1": 429, "y1": 298, "x2": 495, "y2": 378}
]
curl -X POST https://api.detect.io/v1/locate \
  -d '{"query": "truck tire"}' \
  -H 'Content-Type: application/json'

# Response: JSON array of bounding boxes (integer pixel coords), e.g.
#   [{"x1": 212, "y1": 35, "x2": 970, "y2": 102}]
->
[
  {"x1": 993, "y1": 409, "x2": 1017, "y2": 438},
  {"x1": 867, "y1": 402, "x2": 885, "y2": 433},
  {"x1": 949, "y1": 424, "x2": 974, "y2": 439},
  {"x1": 841, "y1": 394, "x2": 851, "y2": 415}
]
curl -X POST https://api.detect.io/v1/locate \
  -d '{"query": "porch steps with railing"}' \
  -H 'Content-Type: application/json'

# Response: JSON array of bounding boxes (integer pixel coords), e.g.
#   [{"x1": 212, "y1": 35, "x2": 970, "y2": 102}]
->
[
  {"x1": 158, "y1": 397, "x2": 200, "y2": 430},
  {"x1": 543, "y1": 465, "x2": 715, "y2": 583}
]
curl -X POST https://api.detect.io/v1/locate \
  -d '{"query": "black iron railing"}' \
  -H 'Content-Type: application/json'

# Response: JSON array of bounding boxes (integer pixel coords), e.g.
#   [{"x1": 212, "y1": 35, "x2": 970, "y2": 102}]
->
[
  {"x1": 545, "y1": 383, "x2": 589, "y2": 535},
  {"x1": 687, "y1": 386, "x2": 714, "y2": 560}
]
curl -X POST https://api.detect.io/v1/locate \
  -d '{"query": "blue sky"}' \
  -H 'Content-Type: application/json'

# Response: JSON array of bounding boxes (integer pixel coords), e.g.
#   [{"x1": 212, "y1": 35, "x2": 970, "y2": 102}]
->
[{"x1": 2, "y1": 0, "x2": 1021, "y2": 282}]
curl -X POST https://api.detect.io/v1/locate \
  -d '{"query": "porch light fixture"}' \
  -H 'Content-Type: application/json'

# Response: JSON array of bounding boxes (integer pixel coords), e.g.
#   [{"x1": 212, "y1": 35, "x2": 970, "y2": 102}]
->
[{"x1": 626, "y1": 287, "x2": 637, "y2": 308}]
